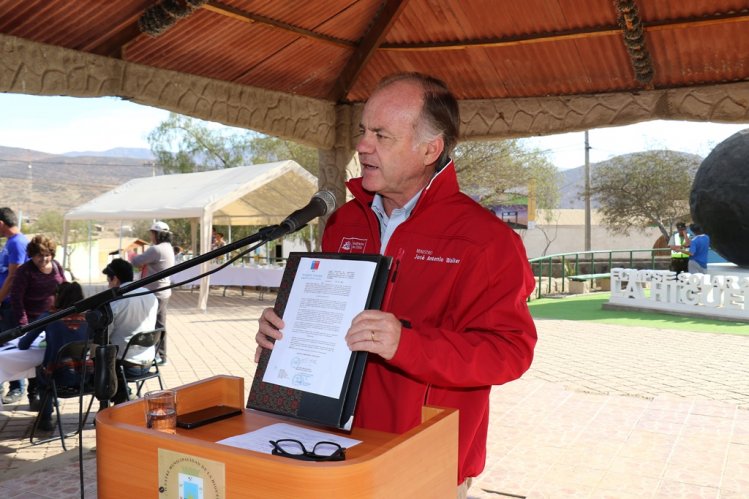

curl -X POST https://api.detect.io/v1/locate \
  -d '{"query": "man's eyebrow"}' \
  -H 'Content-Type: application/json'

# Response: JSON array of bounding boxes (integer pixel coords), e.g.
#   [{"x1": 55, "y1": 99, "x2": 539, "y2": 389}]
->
[{"x1": 358, "y1": 123, "x2": 385, "y2": 134}]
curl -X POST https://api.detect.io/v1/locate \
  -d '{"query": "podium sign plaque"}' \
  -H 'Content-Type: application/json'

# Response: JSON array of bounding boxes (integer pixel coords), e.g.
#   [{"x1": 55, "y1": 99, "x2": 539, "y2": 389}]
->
[{"x1": 157, "y1": 448, "x2": 225, "y2": 499}]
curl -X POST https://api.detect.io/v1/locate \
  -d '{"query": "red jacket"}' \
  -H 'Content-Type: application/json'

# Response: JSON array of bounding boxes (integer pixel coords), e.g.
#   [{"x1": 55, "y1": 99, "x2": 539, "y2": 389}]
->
[{"x1": 322, "y1": 161, "x2": 537, "y2": 483}]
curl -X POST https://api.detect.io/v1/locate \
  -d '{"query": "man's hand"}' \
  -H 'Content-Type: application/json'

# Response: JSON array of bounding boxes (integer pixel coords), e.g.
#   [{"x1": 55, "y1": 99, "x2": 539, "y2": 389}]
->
[
  {"x1": 346, "y1": 310, "x2": 402, "y2": 361},
  {"x1": 254, "y1": 308, "x2": 284, "y2": 362}
]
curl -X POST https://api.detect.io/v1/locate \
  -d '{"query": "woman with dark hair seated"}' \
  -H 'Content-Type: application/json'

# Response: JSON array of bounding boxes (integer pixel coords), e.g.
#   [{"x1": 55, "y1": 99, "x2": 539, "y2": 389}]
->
[{"x1": 18, "y1": 282, "x2": 88, "y2": 431}]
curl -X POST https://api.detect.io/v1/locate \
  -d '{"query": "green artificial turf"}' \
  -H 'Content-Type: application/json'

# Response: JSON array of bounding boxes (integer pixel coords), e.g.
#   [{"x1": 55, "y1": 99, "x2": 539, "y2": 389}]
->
[{"x1": 528, "y1": 292, "x2": 749, "y2": 336}]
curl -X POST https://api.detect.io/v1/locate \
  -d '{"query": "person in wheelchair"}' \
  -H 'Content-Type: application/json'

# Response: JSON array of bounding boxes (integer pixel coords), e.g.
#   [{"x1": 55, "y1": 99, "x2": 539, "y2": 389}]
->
[{"x1": 18, "y1": 282, "x2": 89, "y2": 431}]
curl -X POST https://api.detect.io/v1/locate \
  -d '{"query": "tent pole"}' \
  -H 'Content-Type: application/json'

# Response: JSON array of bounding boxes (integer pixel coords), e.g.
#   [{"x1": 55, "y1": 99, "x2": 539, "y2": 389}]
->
[
  {"x1": 62, "y1": 219, "x2": 70, "y2": 270},
  {"x1": 191, "y1": 219, "x2": 198, "y2": 257},
  {"x1": 88, "y1": 221, "x2": 93, "y2": 285},
  {"x1": 198, "y1": 212, "x2": 213, "y2": 311},
  {"x1": 118, "y1": 221, "x2": 124, "y2": 255}
]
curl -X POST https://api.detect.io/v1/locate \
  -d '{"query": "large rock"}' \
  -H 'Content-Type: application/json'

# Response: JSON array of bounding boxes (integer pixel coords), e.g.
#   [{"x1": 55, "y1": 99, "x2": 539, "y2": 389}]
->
[{"x1": 690, "y1": 129, "x2": 749, "y2": 267}]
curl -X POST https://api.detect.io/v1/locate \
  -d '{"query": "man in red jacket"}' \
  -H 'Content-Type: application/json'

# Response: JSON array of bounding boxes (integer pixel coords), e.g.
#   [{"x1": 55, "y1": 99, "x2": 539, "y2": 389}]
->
[{"x1": 256, "y1": 73, "x2": 537, "y2": 497}]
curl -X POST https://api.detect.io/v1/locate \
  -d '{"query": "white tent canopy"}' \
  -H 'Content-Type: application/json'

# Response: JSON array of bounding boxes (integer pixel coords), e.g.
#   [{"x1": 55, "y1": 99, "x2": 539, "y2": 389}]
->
[{"x1": 63, "y1": 160, "x2": 317, "y2": 309}]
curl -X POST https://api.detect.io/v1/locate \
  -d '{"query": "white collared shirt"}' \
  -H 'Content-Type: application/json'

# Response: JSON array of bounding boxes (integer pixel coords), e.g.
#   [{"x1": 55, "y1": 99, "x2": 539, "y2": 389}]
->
[
  {"x1": 107, "y1": 283, "x2": 158, "y2": 363},
  {"x1": 371, "y1": 191, "x2": 422, "y2": 254}
]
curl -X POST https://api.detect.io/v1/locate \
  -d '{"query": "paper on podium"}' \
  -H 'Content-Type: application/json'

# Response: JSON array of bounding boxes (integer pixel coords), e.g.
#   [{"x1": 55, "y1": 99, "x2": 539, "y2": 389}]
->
[
  {"x1": 217, "y1": 422, "x2": 362, "y2": 454},
  {"x1": 248, "y1": 252, "x2": 390, "y2": 430}
]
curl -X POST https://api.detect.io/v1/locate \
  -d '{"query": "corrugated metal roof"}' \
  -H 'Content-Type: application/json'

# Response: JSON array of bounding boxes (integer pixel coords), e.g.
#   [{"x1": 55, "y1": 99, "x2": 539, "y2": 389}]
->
[{"x1": 1, "y1": 0, "x2": 748, "y2": 103}]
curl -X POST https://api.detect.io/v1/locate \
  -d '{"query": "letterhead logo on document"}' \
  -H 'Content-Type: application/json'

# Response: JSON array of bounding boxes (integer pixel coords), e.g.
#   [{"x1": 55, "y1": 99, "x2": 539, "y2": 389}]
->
[
  {"x1": 310, "y1": 260, "x2": 321, "y2": 270},
  {"x1": 338, "y1": 237, "x2": 367, "y2": 253}
]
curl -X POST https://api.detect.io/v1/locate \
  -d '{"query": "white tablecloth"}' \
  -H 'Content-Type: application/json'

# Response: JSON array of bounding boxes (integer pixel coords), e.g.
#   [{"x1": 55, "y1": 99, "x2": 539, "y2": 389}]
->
[
  {"x1": 0, "y1": 335, "x2": 45, "y2": 384},
  {"x1": 81, "y1": 283, "x2": 110, "y2": 297},
  {"x1": 171, "y1": 263, "x2": 284, "y2": 289}
]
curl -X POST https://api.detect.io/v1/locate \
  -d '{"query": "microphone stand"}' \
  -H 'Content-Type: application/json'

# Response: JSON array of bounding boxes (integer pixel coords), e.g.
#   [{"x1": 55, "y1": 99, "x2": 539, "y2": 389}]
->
[
  {"x1": 1, "y1": 222, "x2": 302, "y2": 422},
  {"x1": 0, "y1": 223, "x2": 291, "y2": 346},
  {"x1": 0, "y1": 206, "x2": 325, "y2": 499}
]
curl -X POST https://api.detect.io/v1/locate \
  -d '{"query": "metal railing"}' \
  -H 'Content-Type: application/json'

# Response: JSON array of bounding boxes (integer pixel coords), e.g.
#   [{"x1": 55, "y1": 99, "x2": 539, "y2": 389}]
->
[{"x1": 528, "y1": 248, "x2": 671, "y2": 299}]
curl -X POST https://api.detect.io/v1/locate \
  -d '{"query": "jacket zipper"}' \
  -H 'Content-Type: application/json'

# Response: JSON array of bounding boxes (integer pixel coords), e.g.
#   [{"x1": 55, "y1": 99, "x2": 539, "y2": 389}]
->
[
  {"x1": 423, "y1": 385, "x2": 431, "y2": 407},
  {"x1": 381, "y1": 248, "x2": 404, "y2": 311}
]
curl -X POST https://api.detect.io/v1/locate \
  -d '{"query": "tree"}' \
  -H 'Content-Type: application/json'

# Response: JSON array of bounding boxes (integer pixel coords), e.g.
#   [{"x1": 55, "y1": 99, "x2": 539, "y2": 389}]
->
[
  {"x1": 27, "y1": 210, "x2": 89, "y2": 247},
  {"x1": 453, "y1": 139, "x2": 561, "y2": 212},
  {"x1": 147, "y1": 113, "x2": 318, "y2": 176},
  {"x1": 147, "y1": 114, "x2": 321, "y2": 252},
  {"x1": 453, "y1": 139, "x2": 560, "y2": 210},
  {"x1": 250, "y1": 135, "x2": 318, "y2": 177},
  {"x1": 132, "y1": 218, "x2": 193, "y2": 251},
  {"x1": 147, "y1": 113, "x2": 253, "y2": 173},
  {"x1": 588, "y1": 150, "x2": 700, "y2": 239},
  {"x1": 452, "y1": 139, "x2": 561, "y2": 255},
  {"x1": 26, "y1": 210, "x2": 91, "y2": 269}
]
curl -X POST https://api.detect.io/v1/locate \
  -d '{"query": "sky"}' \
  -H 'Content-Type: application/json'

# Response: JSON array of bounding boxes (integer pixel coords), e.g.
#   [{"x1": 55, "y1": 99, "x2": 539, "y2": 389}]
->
[{"x1": 1, "y1": 92, "x2": 747, "y2": 170}]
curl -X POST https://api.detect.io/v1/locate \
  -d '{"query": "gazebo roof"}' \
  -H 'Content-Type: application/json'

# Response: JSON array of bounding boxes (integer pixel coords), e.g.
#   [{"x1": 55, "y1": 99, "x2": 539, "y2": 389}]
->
[
  {"x1": 2, "y1": 1, "x2": 748, "y2": 145},
  {"x1": 3, "y1": 0, "x2": 748, "y2": 101}
]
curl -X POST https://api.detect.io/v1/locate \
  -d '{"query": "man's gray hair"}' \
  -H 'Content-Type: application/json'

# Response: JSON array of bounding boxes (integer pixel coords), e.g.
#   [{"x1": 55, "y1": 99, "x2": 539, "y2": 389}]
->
[{"x1": 376, "y1": 72, "x2": 460, "y2": 168}]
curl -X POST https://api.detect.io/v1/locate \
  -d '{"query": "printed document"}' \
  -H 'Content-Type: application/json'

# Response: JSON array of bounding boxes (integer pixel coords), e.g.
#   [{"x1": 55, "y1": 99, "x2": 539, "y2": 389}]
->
[
  {"x1": 217, "y1": 422, "x2": 361, "y2": 454},
  {"x1": 263, "y1": 257, "x2": 377, "y2": 398}
]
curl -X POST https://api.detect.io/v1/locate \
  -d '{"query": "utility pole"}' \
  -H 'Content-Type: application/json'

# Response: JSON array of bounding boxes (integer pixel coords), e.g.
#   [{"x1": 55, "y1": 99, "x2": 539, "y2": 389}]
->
[
  {"x1": 584, "y1": 131, "x2": 591, "y2": 251},
  {"x1": 26, "y1": 163, "x2": 33, "y2": 227}
]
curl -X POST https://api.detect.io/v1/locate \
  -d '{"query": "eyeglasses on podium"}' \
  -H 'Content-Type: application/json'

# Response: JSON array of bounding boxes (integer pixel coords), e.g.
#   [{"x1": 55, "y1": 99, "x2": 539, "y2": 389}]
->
[{"x1": 269, "y1": 439, "x2": 346, "y2": 462}]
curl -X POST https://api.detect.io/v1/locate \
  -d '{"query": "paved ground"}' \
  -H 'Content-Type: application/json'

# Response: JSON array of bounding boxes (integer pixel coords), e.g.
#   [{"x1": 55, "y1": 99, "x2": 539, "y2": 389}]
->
[{"x1": 1, "y1": 288, "x2": 748, "y2": 498}]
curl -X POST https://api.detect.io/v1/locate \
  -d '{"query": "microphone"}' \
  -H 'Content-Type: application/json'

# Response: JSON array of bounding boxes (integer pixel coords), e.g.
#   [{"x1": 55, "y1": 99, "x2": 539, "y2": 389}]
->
[
  {"x1": 0, "y1": 192, "x2": 338, "y2": 346},
  {"x1": 277, "y1": 190, "x2": 337, "y2": 235}
]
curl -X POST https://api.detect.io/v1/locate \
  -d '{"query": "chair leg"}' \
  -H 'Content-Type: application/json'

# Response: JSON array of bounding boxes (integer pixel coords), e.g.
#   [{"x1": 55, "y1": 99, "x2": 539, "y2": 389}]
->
[
  {"x1": 29, "y1": 389, "x2": 52, "y2": 445},
  {"x1": 51, "y1": 383, "x2": 67, "y2": 451},
  {"x1": 78, "y1": 394, "x2": 96, "y2": 431}
]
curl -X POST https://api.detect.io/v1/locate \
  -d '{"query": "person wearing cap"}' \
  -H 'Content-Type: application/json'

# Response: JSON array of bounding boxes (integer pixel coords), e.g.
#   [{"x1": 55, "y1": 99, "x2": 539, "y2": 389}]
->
[
  {"x1": 130, "y1": 221, "x2": 175, "y2": 365},
  {"x1": 668, "y1": 222, "x2": 691, "y2": 275},
  {"x1": 102, "y1": 258, "x2": 158, "y2": 403}
]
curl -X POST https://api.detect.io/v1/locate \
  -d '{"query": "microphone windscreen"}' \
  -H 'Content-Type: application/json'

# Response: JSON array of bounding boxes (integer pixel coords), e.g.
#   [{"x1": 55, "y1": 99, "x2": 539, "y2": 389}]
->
[{"x1": 314, "y1": 190, "x2": 337, "y2": 215}]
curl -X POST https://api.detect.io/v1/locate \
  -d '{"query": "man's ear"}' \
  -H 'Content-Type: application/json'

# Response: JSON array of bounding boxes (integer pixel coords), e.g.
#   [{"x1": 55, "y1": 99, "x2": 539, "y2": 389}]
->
[{"x1": 423, "y1": 136, "x2": 444, "y2": 166}]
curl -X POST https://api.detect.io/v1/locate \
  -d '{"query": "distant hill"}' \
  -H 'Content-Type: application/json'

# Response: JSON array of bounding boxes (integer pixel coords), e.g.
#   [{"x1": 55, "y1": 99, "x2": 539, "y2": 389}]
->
[
  {"x1": 558, "y1": 150, "x2": 703, "y2": 209},
  {"x1": 0, "y1": 145, "x2": 704, "y2": 227},
  {"x1": 0, "y1": 145, "x2": 157, "y2": 220},
  {"x1": 63, "y1": 147, "x2": 154, "y2": 160}
]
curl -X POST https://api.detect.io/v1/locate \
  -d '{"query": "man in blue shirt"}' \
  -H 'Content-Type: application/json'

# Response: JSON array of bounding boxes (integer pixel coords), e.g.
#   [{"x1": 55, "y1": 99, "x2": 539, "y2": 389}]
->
[
  {"x1": 0, "y1": 207, "x2": 30, "y2": 404},
  {"x1": 685, "y1": 223, "x2": 710, "y2": 274}
]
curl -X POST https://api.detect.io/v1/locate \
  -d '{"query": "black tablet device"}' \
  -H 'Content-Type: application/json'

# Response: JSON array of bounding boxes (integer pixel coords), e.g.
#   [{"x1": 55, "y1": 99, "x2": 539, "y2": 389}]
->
[{"x1": 176, "y1": 405, "x2": 242, "y2": 429}]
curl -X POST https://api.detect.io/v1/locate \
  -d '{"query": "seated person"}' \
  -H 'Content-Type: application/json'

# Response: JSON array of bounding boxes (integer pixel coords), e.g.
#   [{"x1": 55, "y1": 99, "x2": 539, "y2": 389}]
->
[
  {"x1": 18, "y1": 282, "x2": 89, "y2": 431},
  {"x1": 101, "y1": 259, "x2": 158, "y2": 404}
]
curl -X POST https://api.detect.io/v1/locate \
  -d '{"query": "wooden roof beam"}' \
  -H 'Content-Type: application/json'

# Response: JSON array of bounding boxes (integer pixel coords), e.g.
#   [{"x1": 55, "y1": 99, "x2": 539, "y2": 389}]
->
[
  {"x1": 83, "y1": 8, "x2": 145, "y2": 58},
  {"x1": 378, "y1": 11, "x2": 749, "y2": 52},
  {"x1": 205, "y1": 1, "x2": 354, "y2": 48},
  {"x1": 328, "y1": 0, "x2": 408, "y2": 103}
]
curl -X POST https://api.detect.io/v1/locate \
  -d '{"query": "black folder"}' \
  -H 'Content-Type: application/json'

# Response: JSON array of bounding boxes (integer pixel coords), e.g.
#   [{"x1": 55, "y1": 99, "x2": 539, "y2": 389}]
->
[{"x1": 247, "y1": 252, "x2": 391, "y2": 430}]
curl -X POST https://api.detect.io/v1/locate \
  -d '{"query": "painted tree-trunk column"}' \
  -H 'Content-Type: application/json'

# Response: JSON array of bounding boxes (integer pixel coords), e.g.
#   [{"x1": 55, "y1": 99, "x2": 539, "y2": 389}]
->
[{"x1": 317, "y1": 103, "x2": 360, "y2": 244}]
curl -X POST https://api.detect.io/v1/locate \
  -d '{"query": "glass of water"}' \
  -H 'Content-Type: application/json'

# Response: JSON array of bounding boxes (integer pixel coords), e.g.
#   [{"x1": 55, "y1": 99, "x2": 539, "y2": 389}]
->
[{"x1": 145, "y1": 389, "x2": 177, "y2": 434}]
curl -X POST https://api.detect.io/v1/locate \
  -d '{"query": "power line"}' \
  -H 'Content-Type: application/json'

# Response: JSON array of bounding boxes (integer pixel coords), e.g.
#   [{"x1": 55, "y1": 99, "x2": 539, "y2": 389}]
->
[{"x1": 0, "y1": 158, "x2": 154, "y2": 168}]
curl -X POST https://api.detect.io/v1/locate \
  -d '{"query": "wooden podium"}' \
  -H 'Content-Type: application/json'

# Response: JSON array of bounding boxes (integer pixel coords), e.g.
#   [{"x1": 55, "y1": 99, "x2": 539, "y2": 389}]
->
[{"x1": 96, "y1": 375, "x2": 458, "y2": 498}]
